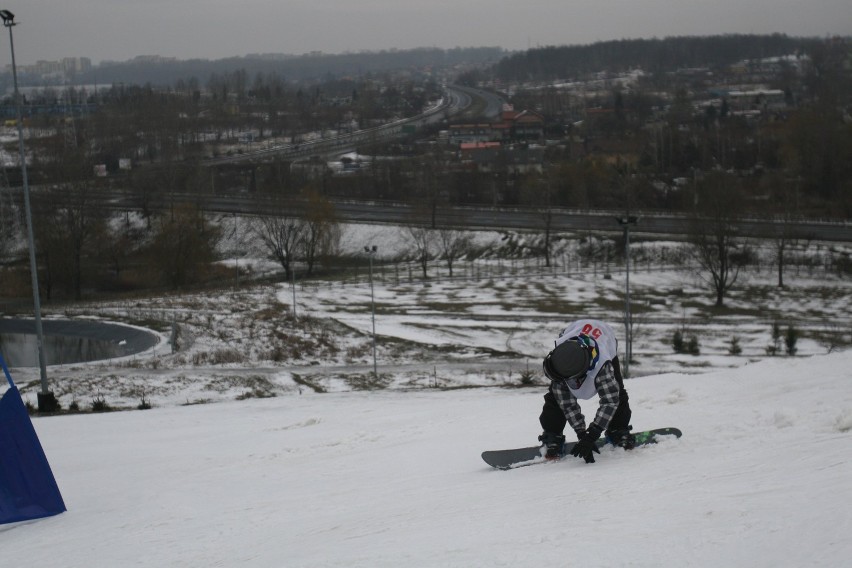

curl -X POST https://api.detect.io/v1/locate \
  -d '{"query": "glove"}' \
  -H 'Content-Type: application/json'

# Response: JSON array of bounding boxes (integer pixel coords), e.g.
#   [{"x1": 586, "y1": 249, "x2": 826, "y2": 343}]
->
[{"x1": 570, "y1": 424, "x2": 602, "y2": 464}]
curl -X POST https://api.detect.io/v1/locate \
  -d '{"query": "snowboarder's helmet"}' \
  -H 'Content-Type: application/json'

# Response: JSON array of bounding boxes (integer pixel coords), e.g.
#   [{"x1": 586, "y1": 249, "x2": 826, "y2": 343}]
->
[{"x1": 543, "y1": 338, "x2": 591, "y2": 388}]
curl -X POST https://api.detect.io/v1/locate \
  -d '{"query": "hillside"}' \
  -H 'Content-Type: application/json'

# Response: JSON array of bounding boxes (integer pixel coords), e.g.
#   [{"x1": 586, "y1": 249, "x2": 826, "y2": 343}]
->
[
  {"x1": 5, "y1": 222, "x2": 850, "y2": 410},
  {"x1": 2, "y1": 350, "x2": 850, "y2": 566}
]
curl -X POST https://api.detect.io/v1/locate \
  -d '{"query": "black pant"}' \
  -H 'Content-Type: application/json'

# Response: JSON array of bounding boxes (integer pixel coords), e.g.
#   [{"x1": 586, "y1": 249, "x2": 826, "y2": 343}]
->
[{"x1": 539, "y1": 356, "x2": 631, "y2": 436}]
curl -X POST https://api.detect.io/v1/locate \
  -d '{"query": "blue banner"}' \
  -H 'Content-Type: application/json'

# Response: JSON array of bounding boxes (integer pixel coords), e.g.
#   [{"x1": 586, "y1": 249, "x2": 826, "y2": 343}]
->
[{"x1": 0, "y1": 352, "x2": 66, "y2": 525}]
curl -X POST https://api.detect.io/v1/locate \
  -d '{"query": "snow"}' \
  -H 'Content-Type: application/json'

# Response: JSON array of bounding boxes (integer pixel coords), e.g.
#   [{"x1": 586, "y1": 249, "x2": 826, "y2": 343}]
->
[
  {"x1": 2, "y1": 222, "x2": 851, "y2": 565},
  {"x1": 2, "y1": 351, "x2": 851, "y2": 566}
]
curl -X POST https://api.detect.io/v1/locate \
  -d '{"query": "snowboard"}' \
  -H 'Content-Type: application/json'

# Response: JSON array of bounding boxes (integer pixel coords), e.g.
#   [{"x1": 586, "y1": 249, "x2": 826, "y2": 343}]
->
[{"x1": 481, "y1": 427, "x2": 682, "y2": 470}]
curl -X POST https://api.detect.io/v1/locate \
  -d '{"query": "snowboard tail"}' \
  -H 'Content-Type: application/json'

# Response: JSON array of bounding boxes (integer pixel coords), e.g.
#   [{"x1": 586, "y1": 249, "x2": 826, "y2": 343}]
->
[{"x1": 481, "y1": 427, "x2": 682, "y2": 470}]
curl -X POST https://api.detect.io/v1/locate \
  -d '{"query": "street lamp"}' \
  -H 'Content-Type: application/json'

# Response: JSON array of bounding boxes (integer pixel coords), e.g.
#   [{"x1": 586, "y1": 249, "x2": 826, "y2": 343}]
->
[
  {"x1": 2, "y1": 10, "x2": 55, "y2": 411},
  {"x1": 615, "y1": 215, "x2": 638, "y2": 379},
  {"x1": 290, "y1": 261, "x2": 297, "y2": 318},
  {"x1": 364, "y1": 245, "x2": 377, "y2": 377}
]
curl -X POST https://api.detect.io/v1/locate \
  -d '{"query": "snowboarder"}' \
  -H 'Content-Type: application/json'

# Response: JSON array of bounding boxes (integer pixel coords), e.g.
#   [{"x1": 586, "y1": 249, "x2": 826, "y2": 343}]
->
[{"x1": 538, "y1": 319, "x2": 634, "y2": 463}]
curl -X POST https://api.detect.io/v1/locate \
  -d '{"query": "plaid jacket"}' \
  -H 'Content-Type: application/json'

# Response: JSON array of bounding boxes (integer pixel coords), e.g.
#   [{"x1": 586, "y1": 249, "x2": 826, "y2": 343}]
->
[{"x1": 551, "y1": 360, "x2": 620, "y2": 433}]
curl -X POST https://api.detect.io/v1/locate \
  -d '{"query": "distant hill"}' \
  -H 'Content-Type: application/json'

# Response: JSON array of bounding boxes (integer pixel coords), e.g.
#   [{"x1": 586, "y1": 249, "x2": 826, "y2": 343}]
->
[
  {"x1": 492, "y1": 34, "x2": 824, "y2": 82},
  {"x1": 74, "y1": 47, "x2": 506, "y2": 87}
]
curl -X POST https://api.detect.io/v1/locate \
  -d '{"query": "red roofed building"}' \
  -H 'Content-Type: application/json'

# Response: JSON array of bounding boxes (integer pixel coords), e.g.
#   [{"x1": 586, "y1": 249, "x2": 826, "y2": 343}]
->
[{"x1": 449, "y1": 105, "x2": 544, "y2": 146}]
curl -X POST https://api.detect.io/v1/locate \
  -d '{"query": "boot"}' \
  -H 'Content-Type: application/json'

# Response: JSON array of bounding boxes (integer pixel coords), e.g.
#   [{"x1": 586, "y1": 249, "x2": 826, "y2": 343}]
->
[
  {"x1": 606, "y1": 427, "x2": 636, "y2": 450},
  {"x1": 538, "y1": 431, "x2": 566, "y2": 459}
]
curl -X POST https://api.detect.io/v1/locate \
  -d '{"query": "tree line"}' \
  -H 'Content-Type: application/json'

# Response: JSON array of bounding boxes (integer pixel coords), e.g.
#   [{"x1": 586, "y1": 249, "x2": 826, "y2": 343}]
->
[
  {"x1": 1, "y1": 35, "x2": 849, "y2": 306},
  {"x1": 0, "y1": 179, "x2": 345, "y2": 301},
  {"x1": 0, "y1": 47, "x2": 505, "y2": 93},
  {"x1": 488, "y1": 34, "x2": 822, "y2": 82}
]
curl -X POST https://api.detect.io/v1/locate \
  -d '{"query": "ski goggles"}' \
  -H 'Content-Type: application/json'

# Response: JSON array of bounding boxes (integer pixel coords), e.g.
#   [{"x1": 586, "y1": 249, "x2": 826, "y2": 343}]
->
[
  {"x1": 564, "y1": 371, "x2": 588, "y2": 390},
  {"x1": 543, "y1": 353, "x2": 588, "y2": 389}
]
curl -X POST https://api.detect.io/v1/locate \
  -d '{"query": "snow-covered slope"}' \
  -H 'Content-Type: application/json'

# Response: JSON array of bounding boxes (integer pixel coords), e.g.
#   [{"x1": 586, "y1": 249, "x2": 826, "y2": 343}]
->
[{"x1": 3, "y1": 351, "x2": 851, "y2": 567}]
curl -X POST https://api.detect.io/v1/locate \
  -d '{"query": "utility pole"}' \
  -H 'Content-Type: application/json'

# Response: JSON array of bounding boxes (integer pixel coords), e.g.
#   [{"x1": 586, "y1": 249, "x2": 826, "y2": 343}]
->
[
  {"x1": 615, "y1": 215, "x2": 638, "y2": 379},
  {"x1": 364, "y1": 246, "x2": 378, "y2": 378},
  {"x1": 2, "y1": 10, "x2": 56, "y2": 411}
]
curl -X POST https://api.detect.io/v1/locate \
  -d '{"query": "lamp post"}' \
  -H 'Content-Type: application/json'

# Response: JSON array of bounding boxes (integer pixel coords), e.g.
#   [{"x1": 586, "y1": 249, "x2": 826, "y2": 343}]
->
[
  {"x1": 615, "y1": 215, "x2": 638, "y2": 379},
  {"x1": 290, "y1": 263, "x2": 297, "y2": 318},
  {"x1": 364, "y1": 245, "x2": 377, "y2": 377},
  {"x1": 2, "y1": 10, "x2": 55, "y2": 411}
]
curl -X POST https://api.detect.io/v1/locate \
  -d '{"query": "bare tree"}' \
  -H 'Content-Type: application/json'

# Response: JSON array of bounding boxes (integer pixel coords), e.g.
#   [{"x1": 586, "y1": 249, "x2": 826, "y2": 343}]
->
[
  {"x1": 32, "y1": 179, "x2": 107, "y2": 300},
  {"x1": 254, "y1": 202, "x2": 306, "y2": 281},
  {"x1": 688, "y1": 172, "x2": 748, "y2": 307},
  {"x1": 99, "y1": 213, "x2": 145, "y2": 284},
  {"x1": 406, "y1": 224, "x2": 434, "y2": 279},
  {"x1": 147, "y1": 204, "x2": 221, "y2": 289},
  {"x1": 412, "y1": 146, "x2": 452, "y2": 228},
  {"x1": 436, "y1": 227, "x2": 472, "y2": 278},
  {"x1": 770, "y1": 215, "x2": 808, "y2": 289},
  {"x1": 520, "y1": 174, "x2": 557, "y2": 267},
  {"x1": 302, "y1": 190, "x2": 341, "y2": 275},
  {"x1": 765, "y1": 177, "x2": 809, "y2": 288}
]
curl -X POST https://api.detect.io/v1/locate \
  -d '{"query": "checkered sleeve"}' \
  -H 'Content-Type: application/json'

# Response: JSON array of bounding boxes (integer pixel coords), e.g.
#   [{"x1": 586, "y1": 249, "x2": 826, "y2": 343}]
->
[
  {"x1": 590, "y1": 362, "x2": 621, "y2": 432},
  {"x1": 551, "y1": 380, "x2": 586, "y2": 433}
]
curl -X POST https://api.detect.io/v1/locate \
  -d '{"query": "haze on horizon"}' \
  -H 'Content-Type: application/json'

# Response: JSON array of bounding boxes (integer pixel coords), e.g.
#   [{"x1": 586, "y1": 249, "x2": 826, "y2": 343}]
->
[{"x1": 3, "y1": 0, "x2": 851, "y2": 66}]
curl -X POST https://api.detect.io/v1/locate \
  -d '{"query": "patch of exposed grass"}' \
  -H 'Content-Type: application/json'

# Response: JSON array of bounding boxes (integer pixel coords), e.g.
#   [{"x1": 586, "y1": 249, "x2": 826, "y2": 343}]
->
[
  {"x1": 344, "y1": 373, "x2": 393, "y2": 391},
  {"x1": 204, "y1": 374, "x2": 276, "y2": 395},
  {"x1": 292, "y1": 374, "x2": 326, "y2": 393}
]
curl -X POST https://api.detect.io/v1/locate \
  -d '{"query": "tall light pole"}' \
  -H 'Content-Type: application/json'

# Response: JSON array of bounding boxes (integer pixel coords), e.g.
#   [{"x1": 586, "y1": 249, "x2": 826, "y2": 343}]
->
[
  {"x1": 1, "y1": 10, "x2": 55, "y2": 411},
  {"x1": 615, "y1": 215, "x2": 638, "y2": 379},
  {"x1": 364, "y1": 245, "x2": 377, "y2": 377},
  {"x1": 290, "y1": 263, "x2": 297, "y2": 318}
]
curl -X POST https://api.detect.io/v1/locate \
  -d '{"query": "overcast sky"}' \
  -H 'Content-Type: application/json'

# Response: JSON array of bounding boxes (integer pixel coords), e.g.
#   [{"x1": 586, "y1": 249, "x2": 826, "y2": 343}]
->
[{"x1": 3, "y1": 1, "x2": 851, "y2": 66}]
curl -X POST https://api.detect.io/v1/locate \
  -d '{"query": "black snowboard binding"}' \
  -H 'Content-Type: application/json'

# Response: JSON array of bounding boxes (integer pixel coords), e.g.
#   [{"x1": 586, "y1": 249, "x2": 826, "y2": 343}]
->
[
  {"x1": 538, "y1": 431, "x2": 566, "y2": 459},
  {"x1": 606, "y1": 426, "x2": 636, "y2": 450}
]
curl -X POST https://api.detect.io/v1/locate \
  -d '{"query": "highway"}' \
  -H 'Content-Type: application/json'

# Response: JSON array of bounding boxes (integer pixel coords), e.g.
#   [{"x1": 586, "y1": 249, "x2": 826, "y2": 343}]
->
[
  {"x1": 202, "y1": 83, "x2": 500, "y2": 166},
  {"x1": 89, "y1": 189, "x2": 852, "y2": 242},
  {"x1": 330, "y1": 200, "x2": 852, "y2": 242}
]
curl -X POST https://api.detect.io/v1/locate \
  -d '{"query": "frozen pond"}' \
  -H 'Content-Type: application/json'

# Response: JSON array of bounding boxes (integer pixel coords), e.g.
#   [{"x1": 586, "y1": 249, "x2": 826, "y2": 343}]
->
[{"x1": 0, "y1": 319, "x2": 159, "y2": 367}]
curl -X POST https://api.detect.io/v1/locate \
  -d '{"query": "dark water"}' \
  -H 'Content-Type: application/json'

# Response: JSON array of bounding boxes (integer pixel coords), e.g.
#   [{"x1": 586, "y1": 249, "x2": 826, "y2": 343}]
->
[
  {"x1": 0, "y1": 319, "x2": 159, "y2": 367},
  {"x1": 0, "y1": 333, "x2": 128, "y2": 366}
]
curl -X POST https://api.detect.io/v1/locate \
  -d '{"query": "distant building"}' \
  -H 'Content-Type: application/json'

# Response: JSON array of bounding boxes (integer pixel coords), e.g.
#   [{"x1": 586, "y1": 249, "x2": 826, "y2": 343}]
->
[
  {"x1": 448, "y1": 105, "x2": 544, "y2": 146},
  {"x1": 6, "y1": 56, "x2": 92, "y2": 79},
  {"x1": 448, "y1": 124, "x2": 497, "y2": 145},
  {"x1": 61, "y1": 57, "x2": 92, "y2": 74},
  {"x1": 499, "y1": 106, "x2": 545, "y2": 142},
  {"x1": 727, "y1": 89, "x2": 787, "y2": 113}
]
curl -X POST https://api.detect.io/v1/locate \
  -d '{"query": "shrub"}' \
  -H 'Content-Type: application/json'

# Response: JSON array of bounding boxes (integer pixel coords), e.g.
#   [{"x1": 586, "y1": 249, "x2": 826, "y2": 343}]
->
[
  {"x1": 91, "y1": 393, "x2": 112, "y2": 412},
  {"x1": 785, "y1": 325, "x2": 799, "y2": 356},
  {"x1": 766, "y1": 322, "x2": 783, "y2": 356},
  {"x1": 686, "y1": 335, "x2": 701, "y2": 356},
  {"x1": 673, "y1": 329, "x2": 699, "y2": 355},
  {"x1": 728, "y1": 336, "x2": 742, "y2": 356},
  {"x1": 519, "y1": 369, "x2": 537, "y2": 386},
  {"x1": 672, "y1": 330, "x2": 685, "y2": 353}
]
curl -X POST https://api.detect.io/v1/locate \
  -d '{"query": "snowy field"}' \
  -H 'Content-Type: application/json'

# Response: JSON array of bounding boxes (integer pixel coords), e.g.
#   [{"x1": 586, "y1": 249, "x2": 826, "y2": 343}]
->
[
  {"x1": 5, "y1": 221, "x2": 850, "y2": 410},
  {"x1": 1, "y1": 222, "x2": 851, "y2": 565},
  {"x1": 3, "y1": 350, "x2": 851, "y2": 567}
]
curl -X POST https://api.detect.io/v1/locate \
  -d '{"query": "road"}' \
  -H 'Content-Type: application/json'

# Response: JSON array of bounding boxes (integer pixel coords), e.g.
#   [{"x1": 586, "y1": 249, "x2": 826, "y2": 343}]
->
[
  {"x1": 203, "y1": 83, "x2": 496, "y2": 165},
  {"x1": 21, "y1": 184, "x2": 849, "y2": 242},
  {"x1": 329, "y1": 200, "x2": 852, "y2": 242}
]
